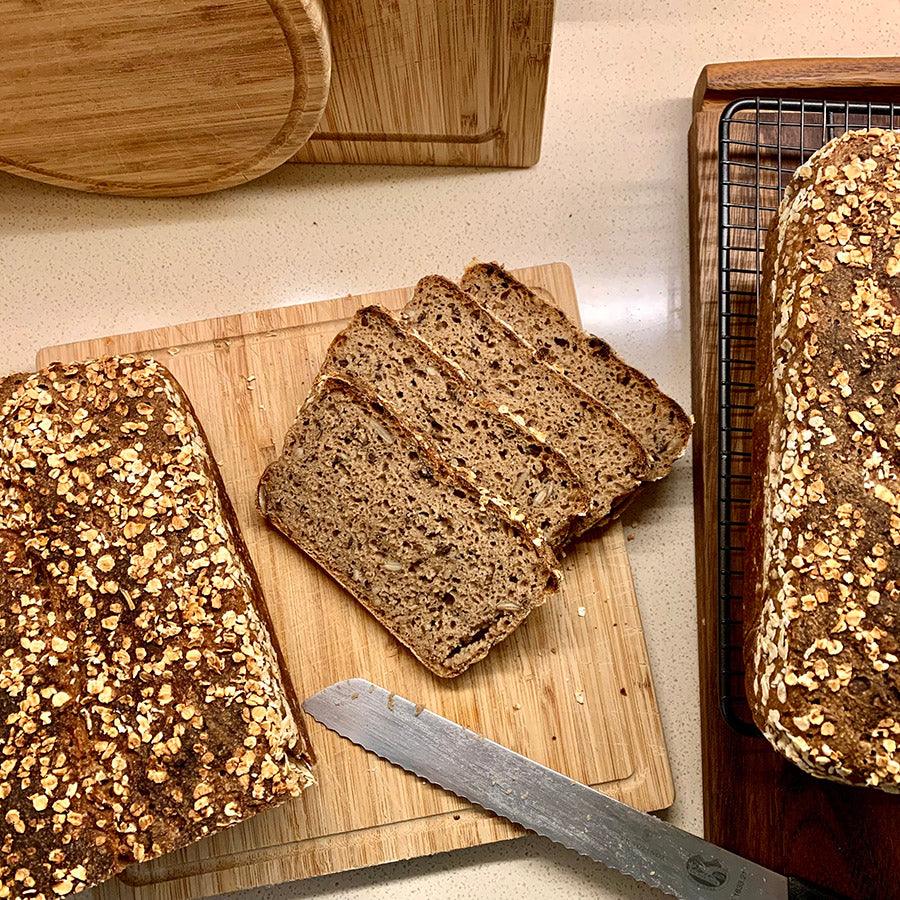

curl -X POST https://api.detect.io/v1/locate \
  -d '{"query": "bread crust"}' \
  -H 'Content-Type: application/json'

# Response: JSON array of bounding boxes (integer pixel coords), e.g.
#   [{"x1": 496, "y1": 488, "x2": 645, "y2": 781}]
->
[
  {"x1": 746, "y1": 130, "x2": 900, "y2": 790},
  {"x1": 0, "y1": 357, "x2": 313, "y2": 900}
]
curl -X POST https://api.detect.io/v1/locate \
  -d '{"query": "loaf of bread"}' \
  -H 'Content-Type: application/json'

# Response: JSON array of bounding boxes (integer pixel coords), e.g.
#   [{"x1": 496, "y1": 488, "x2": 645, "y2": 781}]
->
[
  {"x1": 402, "y1": 276, "x2": 649, "y2": 534},
  {"x1": 0, "y1": 357, "x2": 313, "y2": 899},
  {"x1": 322, "y1": 306, "x2": 590, "y2": 548},
  {"x1": 746, "y1": 129, "x2": 900, "y2": 790},
  {"x1": 460, "y1": 262, "x2": 692, "y2": 480},
  {"x1": 258, "y1": 375, "x2": 560, "y2": 678}
]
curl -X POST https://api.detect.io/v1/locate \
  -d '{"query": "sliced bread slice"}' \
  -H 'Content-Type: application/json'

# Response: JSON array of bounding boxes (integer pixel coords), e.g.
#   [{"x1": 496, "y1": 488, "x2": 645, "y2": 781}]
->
[
  {"x1": 258, "y1": 375, "x2": 559, "y2": 678},
  {"x1": 460, "y1": 262, "x2": 692, "y2": 480},
  {"x1": 322, "y1": 306, "x2": 591, "y2": 548},
  {"x1": 401, "y1": 277, "x2": 649, "y2": 533}
]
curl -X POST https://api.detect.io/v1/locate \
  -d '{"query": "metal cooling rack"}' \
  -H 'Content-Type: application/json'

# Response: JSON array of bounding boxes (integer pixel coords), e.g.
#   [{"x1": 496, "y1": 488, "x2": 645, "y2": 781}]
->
[{"x1": 717, "y1": 97, "x2": 900, "y2": 734}]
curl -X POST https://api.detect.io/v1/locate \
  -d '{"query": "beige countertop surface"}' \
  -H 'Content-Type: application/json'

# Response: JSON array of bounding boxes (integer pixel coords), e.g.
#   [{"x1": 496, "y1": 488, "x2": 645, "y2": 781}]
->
[{"x1": 1, "y1": 1, "x2": 898, "y2": 897}]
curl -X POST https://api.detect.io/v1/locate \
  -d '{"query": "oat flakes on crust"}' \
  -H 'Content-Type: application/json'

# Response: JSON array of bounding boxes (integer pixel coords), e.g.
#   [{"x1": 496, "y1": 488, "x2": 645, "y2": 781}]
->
[
  {"x1": 0, "y1": 357, "x2": 312, "y2": 899},
  {"x1": 748, "y1": 129, "x2": 900, "y2": 790}
]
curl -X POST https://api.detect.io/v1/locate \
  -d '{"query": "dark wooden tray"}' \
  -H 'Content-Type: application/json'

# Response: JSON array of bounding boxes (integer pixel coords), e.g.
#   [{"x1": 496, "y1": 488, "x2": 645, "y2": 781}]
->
[{"x1": 689, "y1": 58, "x2": 900, "y2": 900}]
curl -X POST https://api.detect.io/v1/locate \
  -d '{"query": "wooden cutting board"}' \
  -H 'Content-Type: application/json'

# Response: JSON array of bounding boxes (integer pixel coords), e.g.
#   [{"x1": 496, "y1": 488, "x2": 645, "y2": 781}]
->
[
  {"x1": 292, "y1": 0, "x2": 554, "y2": 167},
  {"x1": 0, "y1": 0, "x2": 330, "y2": 196},
  {"x1": 38, "y1": 263, "x2": 673, "y2": 899},
  {"x1": 689, "y1": 59, "x2": 900, "y2": 900}
]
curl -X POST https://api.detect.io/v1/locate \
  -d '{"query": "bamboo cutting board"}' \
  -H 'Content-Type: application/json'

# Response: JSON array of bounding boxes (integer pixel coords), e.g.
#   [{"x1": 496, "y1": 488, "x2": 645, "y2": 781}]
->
[
  {"x1": 38, "y1": 263, "x2": 673, "y2": 899},
  {"x1": 292, "y1": 0, "x2": 554, "y2": 167},
  {"x1": 0, "y1": 0, "x2": 330, "y2": 196}
]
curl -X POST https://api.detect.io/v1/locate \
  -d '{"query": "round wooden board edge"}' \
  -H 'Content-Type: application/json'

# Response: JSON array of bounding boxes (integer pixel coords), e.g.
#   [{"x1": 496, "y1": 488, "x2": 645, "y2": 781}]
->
[{"x1": 0, "y1": 0, "x2": 331, "y2": 197}]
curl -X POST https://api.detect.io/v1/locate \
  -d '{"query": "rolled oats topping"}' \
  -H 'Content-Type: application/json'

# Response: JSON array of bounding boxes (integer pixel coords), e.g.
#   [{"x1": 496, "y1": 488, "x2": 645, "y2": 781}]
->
[
  {"x1": 749, "y1": 130, "x2": 900, "y2": 790},
  {"x1": 0, "y1": 357, "x2": 312, "y2": 899}
]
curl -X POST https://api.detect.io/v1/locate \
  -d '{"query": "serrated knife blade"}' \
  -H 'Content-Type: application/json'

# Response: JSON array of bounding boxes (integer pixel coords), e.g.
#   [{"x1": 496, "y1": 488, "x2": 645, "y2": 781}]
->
[{"x1": 303, "y1": 679, "x2": 839, "y2": 900}]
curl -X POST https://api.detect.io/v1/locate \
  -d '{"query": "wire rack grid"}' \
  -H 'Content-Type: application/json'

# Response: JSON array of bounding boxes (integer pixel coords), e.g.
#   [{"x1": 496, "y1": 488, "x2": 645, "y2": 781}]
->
[{"x1": 717, "y1": 97, "x2": 900, "y2": 734}]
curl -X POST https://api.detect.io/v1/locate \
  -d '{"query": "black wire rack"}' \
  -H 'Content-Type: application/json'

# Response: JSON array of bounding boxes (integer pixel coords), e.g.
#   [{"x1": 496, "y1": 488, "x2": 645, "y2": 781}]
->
[{"x1": 717, "y1": 97, "x2": 900, "y2": 735}]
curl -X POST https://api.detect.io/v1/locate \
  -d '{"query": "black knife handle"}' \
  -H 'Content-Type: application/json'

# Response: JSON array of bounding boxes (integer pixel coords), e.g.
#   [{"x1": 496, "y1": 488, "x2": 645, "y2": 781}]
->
[{"x1": 787, "y1": 876, "x2": 848, "y2": 900}]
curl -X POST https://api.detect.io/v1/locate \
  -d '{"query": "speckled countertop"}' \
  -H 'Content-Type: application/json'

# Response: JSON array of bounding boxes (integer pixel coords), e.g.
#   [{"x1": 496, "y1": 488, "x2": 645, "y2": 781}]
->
[{"x1": 1, "y1": 2, "x2": 897, "y2": 897}]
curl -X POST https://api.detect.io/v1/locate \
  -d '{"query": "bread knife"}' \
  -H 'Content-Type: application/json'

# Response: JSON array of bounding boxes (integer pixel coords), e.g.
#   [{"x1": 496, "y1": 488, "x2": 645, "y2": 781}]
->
[{"x1": 303, "y1": 679, "x2": 842, "y2": 900}]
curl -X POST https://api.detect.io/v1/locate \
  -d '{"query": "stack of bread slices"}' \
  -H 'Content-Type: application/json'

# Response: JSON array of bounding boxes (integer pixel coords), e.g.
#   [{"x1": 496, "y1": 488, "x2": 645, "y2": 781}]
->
[{"x1": 258, "y1": 263, "x2": 691, "y2": 677}]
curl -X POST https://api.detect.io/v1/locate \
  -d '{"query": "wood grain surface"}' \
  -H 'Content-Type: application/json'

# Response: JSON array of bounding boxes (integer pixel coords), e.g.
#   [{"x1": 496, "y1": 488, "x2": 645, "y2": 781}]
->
[
  {"x1": 0, "y1": 0, "x2": 330, "y2": 196},
  {"x1": 689, "y1": 61, "x2": 900, "y2": 900},
  {"x1": 38, "y1": 263, "x2": 673, "y2": 899},
  {"x1": 292, "y1": 0, "x2": 554, "y2": 167},
  {"x1": 695, "y1": 58, "x2": 900, "y2": 109}
]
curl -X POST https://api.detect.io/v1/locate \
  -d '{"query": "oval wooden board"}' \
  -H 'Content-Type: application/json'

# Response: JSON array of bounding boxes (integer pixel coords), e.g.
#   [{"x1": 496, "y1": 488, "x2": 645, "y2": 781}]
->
[{"x1": 0, "y1": 0, "x2": 330, "y2": 196}]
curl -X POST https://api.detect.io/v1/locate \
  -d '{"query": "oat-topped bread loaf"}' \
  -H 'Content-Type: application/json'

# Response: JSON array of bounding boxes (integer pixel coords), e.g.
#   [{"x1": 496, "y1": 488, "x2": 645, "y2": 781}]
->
[
  {"x1": 0, "y1": 357, "x2": 313, "y2": 899},
  {"x1": 401, "y1": 276, "x2": 649, "y2": 534},
  {"x1": 746, "y1": 129, "x2": 900, "y2": 790},
  {"x1": 322, "y1": 306, "x2": 590, "y2": 548},
  {"x1": 258, "y1": 375, "x2": 559, "y2": 678},
  {"x1": 460, "y1": 262, "x2": 692, "y2": 480}
]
